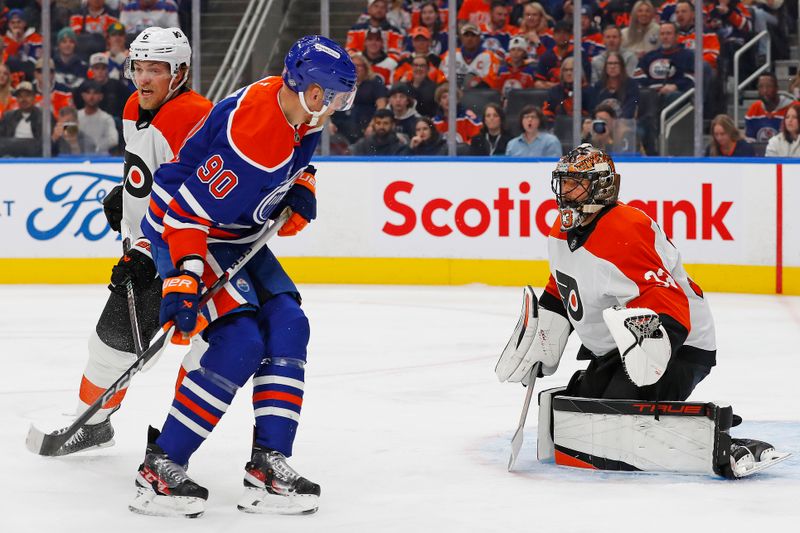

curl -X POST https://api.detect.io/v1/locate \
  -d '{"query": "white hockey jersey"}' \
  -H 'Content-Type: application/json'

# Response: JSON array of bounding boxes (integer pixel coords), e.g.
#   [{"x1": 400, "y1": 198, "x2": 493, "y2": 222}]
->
[
  {"x1": 120, "y1": 88, "x2": 212, "y2": 241},
  {"x1": 542, "y1": 202, "x2": 716, "y2": 358}
]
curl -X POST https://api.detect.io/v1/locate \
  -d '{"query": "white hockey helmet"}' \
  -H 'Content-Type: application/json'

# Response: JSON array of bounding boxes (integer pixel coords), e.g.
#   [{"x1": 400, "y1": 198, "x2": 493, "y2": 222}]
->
[{"x1": 125, "y1": 27, "x2": 192, "y2": 98}]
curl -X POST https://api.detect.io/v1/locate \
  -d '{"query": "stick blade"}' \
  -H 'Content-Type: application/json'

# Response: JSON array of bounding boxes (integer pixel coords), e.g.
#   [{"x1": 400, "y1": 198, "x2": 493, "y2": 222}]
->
[
  {"x1": 25, "y1": 424, "x2": 50, "y2": 455},
  {"x1": 508, "y1": 426, "x2": 524, "y2": 471}
]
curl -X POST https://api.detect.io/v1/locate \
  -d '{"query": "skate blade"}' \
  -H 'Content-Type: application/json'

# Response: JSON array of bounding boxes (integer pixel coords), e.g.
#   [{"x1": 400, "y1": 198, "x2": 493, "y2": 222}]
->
[
  {"x1": 236, "y1": 487, "x2": 318, "y2": 515},
  {"x1": 52, "y1": 439, "x2": 116, "y2": 457},
  {"x1": 733, "y1": 451, "x2": 792, "y2": 478},
  {"x1": 129, "y1": 485, "x2": 205, "y2": 518}
]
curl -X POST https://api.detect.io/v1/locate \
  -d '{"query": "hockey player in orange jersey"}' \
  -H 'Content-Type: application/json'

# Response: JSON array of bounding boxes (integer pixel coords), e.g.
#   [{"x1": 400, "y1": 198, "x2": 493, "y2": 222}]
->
[
  {"x1": 45, "y1": 27, "x2": 212, "y2": 456},
  {"x1": 496, "y1": 144, "x2": 789, "y2": 478}
]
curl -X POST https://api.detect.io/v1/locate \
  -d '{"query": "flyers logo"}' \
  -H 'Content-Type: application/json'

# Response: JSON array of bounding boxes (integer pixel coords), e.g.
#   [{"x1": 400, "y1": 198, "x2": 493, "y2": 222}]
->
[
  {"x1": 123, "y1": 151, "x2": 153, "y2": 199},
  {"x1": 555, "y1": 270, "x2": 583, "y2": 322}
]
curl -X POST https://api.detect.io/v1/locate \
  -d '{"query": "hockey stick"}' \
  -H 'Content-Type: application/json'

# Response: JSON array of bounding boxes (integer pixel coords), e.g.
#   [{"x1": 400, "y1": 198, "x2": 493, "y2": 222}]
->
[
  {"x1": 25, "y1": 208, "x2": 291, "y2": 457},
  {"x1": 508, "y1": 362, "x2": 542, "y2": 472},
  {"x1": 121, "y1": 238, "x2": 146, "y2": 356}
]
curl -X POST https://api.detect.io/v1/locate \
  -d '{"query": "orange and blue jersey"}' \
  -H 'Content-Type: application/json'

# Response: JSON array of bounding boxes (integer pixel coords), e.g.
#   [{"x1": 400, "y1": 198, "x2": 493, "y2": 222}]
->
[
  {"x1": 677, "y1": 28, "x2": 720, "y2": 71},
  {"x1": 142, "y1": 76, "x2": 321, "y2": 270},
  {"x1": 479, "y1": 22, "x2": 518, "y2": 56},
  {"x1": 433, "y1": 106, "x2": 482, "y2": 144},
  {"x1": 494, "y1": 60, "x2": 537, "y2": 96}
]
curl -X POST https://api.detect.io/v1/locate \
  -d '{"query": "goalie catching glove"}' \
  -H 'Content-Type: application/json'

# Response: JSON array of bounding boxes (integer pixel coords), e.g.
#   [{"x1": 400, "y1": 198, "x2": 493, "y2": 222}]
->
[
  {"x1": 602, "y1": 306, "x2": 671, "y2": 387},
  {"x1": 495, "y1": 286, "x2": 571, "y2": 384}
]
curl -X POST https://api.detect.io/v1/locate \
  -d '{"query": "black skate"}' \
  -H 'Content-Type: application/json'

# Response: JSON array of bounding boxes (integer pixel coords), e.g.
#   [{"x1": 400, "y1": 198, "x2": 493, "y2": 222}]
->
[
  {"x1": 128, "y1": 427, "x2": 208, "y2": 518},
  {"x1": 51, "y1": 418, "x2": 115, "y2": 456},
  {"x1": 725, "y1": 438, "x2": 792, "y2": 479},
  {"x1": 237, "y1": 445, "x2": 320, "y2": 515}
]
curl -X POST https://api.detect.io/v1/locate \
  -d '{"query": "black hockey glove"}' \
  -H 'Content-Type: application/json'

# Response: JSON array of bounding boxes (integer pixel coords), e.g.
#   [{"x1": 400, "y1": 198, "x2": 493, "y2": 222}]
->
[
  {"x1": 103, "y1": 184, "x2": 124, "y2": 233},
  {"x1": 109, "y1": 248, "x2": 157, "y2": 296}
]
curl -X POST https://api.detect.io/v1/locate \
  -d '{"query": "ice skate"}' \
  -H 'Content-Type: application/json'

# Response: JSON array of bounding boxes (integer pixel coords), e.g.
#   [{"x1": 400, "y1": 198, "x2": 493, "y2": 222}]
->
[
  {"x1": 237, "y1": 445, "x2": 320, "y2": 515},
  {"x1": 726, "y1": 438, "x2": 792, "y2": 479},
  {"x1": 49, "y1": 418, "x2": 115, "y2": 456},
  {"x1": 128, "y1": 427, "x2": 208, "y2": 518}
]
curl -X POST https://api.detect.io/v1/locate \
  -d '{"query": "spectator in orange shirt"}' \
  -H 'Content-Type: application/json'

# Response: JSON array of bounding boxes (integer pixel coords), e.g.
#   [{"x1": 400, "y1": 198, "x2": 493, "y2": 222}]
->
[
  {"x1": 494, "y1": 35, "x2": 537, "y2": 97},
  {"x1": 0, "y1": 35, "x2": 32, "y2": 87},
  {"x1": 0, "y1": 63, "x2": 19, "y2": 119},
  {"x1": 674, "y1": 0, "x2": 720, "y2": 71},
  {"x1": 33, "y1": 57, "x2": 75, "y2": 119},
  {"x1": 399, "y1": 26, "x2": 444, "y2": 73},
  {"x1": 3, "y1": 9, "x2": 42, "y2": 64},
  {"x1": 69, "y1": 0, "x2": 120, "y2": 61},
  {"x1": 432, "y1": 83, "x2": 483, "y2": 145},
  {"x1": 480, "y1": 1, "x2": 519, "y2": 57},
  {"x1": 458, "y1": 0, "x2": 493, "y2": 27},
  {"x1": 346, "y1": 0, "x2": 404, "y2": 58}
]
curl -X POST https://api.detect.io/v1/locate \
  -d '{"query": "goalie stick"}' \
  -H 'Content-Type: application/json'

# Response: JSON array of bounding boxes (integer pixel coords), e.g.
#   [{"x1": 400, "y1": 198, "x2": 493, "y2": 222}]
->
[
  {"x1": 499, "y1": 285, "x2": 542, "y2": 471},
  {"x1": 25, "y1": 208, "x2": 291, "y2": 457},
  {"x1": 508, "y1": 362, "x2": 541, "y2": 471}
]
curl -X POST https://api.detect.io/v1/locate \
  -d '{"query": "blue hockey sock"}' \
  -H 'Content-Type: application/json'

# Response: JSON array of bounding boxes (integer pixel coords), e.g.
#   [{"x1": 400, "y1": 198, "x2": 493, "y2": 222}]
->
[
  {"x1": 158, "y1": 314, "x2": 265, "y2": 465},
  {"x1": 253, "y1": 294, "x2": 310, "y2": 456}
]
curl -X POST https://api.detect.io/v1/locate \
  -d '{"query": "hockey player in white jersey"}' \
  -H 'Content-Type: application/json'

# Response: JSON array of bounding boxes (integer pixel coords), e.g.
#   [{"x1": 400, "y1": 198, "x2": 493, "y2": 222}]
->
[
  {"x1": 496, "y1": 144, "x2": 789, "y2": 478},
  {"x1": 46, "y1": 27, "x2": 212, "y2": 456}
]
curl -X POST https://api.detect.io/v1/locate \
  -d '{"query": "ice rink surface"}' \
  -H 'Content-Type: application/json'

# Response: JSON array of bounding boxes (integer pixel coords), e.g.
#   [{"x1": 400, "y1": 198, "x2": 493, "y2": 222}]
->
[{"x1": 2, "y1": 284, "x2": 799, "y2": 532}]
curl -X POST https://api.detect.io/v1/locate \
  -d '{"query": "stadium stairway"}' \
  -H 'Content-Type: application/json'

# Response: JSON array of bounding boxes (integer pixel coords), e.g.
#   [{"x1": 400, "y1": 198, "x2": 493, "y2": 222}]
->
[
  {"x1": 264, "y1": 0, "x2": 367, "y2": 75},
  {"x1": 199, "y1": 0, "x2": 250, "y2": 93}
]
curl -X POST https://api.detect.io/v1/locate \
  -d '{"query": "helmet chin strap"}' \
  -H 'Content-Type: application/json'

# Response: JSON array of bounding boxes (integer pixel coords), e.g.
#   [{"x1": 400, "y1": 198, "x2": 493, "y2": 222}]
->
[{"x1": 298, "y1": 90, "x2": 329, "y2": 127}]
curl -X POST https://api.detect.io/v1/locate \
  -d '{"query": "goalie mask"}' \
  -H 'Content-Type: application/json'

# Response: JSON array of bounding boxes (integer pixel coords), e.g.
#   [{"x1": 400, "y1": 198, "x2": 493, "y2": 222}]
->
[{"x1": 551, "y1": 143, "x2": 620, "y2": 231}]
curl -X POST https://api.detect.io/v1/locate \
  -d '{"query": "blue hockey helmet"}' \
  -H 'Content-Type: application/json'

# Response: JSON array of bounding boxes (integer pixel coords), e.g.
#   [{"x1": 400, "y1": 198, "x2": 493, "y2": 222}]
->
[{"x1": 283, "y1": 35, "x2": 357, "y2": 122}]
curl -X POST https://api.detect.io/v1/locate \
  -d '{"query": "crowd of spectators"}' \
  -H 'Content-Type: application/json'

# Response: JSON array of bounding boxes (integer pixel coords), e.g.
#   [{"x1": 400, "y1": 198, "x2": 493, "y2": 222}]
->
[
  {"x1": 0, "y1": 0, "x2": 192, "y2": 157},
  {"x1": 1, "y1": 0, "x2": 799, "y2": 158},
  {"x1": 332, "y1": 0, "x2": 800, "y2": 157}
]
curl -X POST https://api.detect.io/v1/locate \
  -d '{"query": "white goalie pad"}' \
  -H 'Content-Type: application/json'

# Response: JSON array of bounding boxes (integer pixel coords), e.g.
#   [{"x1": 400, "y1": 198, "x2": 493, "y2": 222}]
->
[
  {"x1": 537, "y1": 387, "x2": 567, "y2": 462},
  {"x1": 550, "y1": 396, "x2": 733, "y2": 476}
]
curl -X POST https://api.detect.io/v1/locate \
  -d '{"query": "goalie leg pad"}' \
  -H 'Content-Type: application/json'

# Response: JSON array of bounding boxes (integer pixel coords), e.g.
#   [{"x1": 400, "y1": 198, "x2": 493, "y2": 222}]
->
[
  {"x1": 537, "y1": 386, "x2": 567, "y2": 462},
  {"x1": 551, "y1": 396, "x2": 733, "y2": 476}
]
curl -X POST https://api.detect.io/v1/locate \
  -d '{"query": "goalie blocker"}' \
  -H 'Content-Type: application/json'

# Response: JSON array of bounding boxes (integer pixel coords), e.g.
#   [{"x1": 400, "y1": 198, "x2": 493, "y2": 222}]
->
[{"x1": 536, "y1": 388, "x2": 790, "y2": 478}]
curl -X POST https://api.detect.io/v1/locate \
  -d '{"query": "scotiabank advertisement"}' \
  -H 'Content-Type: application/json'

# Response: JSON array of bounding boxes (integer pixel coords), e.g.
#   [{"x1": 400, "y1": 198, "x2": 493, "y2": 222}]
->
[
  {"x1": 270, "y1": 160, "x2": 779, "y2": 267},
  {"x1": 0, "y1": 158, "x2": 793, "y2": 288}
]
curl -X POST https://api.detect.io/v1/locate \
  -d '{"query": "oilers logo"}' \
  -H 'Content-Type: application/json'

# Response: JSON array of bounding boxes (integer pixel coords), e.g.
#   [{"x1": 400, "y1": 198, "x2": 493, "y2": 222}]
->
[
  {"x1": 648, "y1": 59, "x2": 676, "y2": 81},
  {"x1": 252, "y1": 176, "x2": 295, "y2": 224},
  {"x1": 123, "y1": 151, "x2": 153, "y2": 199},
  {"x1": 236, "y1": 278, "x2": 251, "y2": 293}
]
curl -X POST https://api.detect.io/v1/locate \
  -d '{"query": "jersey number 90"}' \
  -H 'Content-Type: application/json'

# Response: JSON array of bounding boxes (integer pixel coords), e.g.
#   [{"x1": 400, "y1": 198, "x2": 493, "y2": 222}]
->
[{"x1": 197, "y1": 154, "x2": 238, "y2": 199}]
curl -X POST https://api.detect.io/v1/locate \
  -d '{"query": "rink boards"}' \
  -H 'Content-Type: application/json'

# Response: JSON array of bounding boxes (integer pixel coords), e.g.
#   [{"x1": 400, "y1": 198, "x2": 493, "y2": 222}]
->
[{"x1": 0, "y1": 156, "x2": 796, "y2": 294}]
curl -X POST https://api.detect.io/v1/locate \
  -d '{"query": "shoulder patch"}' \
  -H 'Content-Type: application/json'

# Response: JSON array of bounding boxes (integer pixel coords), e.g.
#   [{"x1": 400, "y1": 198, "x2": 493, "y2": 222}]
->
[
  {"x1": 227, "y1": 80, "x2": 296, "y2": 171},
  {"x1": 151, "y1": 91, "x2": 213, "y2": 156}
]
